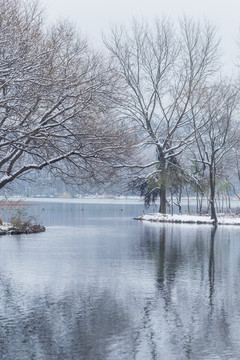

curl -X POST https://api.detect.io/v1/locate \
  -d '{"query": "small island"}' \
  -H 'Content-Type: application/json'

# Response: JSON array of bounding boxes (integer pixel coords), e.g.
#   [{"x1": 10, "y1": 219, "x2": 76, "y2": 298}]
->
[
  {"x1": 0, "y1": 222, "x2": 45, "y2": 235},
  {"x1": 135, "y1": 213, "x2": 240, "y2": 226},
  {"x1": 0, "y1": 206, "x2": 45, "y2": 235}
]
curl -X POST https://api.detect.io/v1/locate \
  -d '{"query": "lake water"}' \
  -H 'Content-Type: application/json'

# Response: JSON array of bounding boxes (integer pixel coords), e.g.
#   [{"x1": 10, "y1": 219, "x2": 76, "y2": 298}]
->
[{"x1": 0, "y1": 199, "x2": 240, "y2": 359}]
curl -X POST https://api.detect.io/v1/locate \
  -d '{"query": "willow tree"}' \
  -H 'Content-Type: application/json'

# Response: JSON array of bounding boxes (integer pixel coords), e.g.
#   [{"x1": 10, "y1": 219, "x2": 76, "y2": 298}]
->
[
  {"x1": 105, "y1": 17, "x2": 220, "y2": 213},
  {"x1": 0, "y1": 0, "x2": 136, "y2": 191}
]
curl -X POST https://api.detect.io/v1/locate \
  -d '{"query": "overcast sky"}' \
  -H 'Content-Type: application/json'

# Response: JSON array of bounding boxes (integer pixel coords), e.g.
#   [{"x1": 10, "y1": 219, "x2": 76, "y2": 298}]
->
[{"x1": 42, "y1": 0, "x2": 240, "y2": 71}]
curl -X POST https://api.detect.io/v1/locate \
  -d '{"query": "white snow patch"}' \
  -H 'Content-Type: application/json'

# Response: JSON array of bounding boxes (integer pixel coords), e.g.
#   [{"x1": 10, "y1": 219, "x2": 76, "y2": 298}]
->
[
  {"x1": 136, "y1": 213, "x2": 240, "y2": 225},
  {"x1": 0, "y1": 222, "x2": 12, "y2": 231}
]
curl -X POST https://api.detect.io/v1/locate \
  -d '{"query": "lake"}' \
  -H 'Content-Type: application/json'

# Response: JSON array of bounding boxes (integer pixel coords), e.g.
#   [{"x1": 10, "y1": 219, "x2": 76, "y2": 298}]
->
[{"x1": 0, "y1": 199, "x2": 240, "y2": 359}]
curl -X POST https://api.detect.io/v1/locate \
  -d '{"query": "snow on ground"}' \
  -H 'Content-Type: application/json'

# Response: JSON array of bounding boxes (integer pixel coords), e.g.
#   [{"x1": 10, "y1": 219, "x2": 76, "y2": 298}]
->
[
  {"x1": 0, "y1": 223, "x2": 11, "y2": 230},
  {"x1": 135, "y1": 213, "x2": 240, "y2": 225}
]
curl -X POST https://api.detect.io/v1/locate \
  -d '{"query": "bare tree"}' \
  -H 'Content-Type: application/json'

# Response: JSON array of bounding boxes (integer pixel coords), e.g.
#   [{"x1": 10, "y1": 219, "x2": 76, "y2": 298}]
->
[
  {"x1": 104, "y1": 17, "x2": 220, "y2": 213},
  {"x1": 0, "y1": 0, "x2": 136, "y2": 191},
  {"x1": 190, "y1": 80, "x2": 240, "y2": 223}
]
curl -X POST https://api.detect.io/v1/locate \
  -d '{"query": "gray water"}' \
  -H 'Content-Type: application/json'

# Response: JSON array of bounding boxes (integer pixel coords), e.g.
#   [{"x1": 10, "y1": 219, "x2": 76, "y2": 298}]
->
[{"x1": 0, "y1": 200, "x2": 240, "y2": 360}]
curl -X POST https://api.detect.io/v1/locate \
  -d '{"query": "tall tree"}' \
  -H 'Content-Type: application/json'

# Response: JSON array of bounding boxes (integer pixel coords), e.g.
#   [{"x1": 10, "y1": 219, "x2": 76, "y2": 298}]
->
[
  {"x1": 190, "y1": 81, "x2": 239, "y2": 223},
  {"x1": 105, "y1": 17, "x2": 220, "y2": 213}
]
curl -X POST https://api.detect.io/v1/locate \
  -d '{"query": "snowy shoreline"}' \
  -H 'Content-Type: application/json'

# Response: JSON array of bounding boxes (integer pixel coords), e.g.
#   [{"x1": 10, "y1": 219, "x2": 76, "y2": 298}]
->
[
  {"x1": 135, "y1": 213, "x2": 240, "y2": 226},
  {"x1": 0, "y1": 223, "x2": 45, "y2": 235}
]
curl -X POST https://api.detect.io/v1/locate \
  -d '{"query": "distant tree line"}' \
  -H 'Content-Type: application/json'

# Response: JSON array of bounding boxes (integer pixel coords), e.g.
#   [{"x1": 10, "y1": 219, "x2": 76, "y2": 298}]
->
[{"x1": 1, "y1": 0, "x2": 240, "y2": 224}]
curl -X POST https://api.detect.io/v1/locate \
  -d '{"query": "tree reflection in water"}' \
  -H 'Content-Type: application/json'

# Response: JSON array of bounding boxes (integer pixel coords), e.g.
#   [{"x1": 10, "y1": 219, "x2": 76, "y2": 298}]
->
[
  {"x1": 0, "y1": 222, "x2": 240, "y2": 359},
  {"x1": 136, "y1": 224, "x2": 239, "y2": 360},
  {"x1": 0, "y1": 278, "x2": 131, "y2": 360}
]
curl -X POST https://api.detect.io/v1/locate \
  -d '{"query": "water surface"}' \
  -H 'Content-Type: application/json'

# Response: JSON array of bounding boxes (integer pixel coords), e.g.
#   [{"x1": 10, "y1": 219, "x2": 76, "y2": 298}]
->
[{"x1": 0, "y1": 200, "x2": 240, "y2": 359}]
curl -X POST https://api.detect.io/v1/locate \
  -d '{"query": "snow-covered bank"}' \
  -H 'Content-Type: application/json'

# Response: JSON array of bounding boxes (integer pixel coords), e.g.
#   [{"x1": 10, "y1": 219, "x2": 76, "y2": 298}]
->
[
  {"x1": 135, "y1": 213, "x2": 240, "y2": 225},
  {"x1": 0, "y1": 222, "x2": 45, "y2": 235}
]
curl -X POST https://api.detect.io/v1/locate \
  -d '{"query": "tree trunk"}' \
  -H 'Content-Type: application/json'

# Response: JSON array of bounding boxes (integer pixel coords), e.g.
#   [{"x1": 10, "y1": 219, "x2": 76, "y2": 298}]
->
[
  {"x1": 159, "y1": 183, "x2": 167, "y2": 213},
  {"x1": 186, "y1": 186, "x2": 190, "y2": 213},
  {"x1": 157, "y1": 147, "x2": 167, "y2": 214},
  {"x1": 209, "y1": 166, "x2": 217, "y2": 225},
  {"x1": 196, "y1": 189, "x2": 199, "y2": 214},
  {"x1": 200, "y1": 196, "x2": 203, "y2": 214}
]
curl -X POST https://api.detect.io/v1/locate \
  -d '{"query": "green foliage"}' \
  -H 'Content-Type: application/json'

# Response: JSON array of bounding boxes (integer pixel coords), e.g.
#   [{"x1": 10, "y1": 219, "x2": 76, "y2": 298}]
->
[
  {"x1": 188, "y1": 159, "x2": 209, "y2": 196},
  {"x1": 10, "y1": 208, "x2": 27, "y2": 229},
  {"x1": 147, "y1": 177, "x2": 160, "y2": 190},
  {"x1": 135, "y1": 155, "x2": 188, "y2": 207},
  {"x1": 217, "y1": 181, "x2": 231, "y2": 194},
  {"x1": 168, "y1": 160, "x2": 185, "y2": 191},
  {"x1": 143, "y1": 175, "x2": 161, "y2": 207}
]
